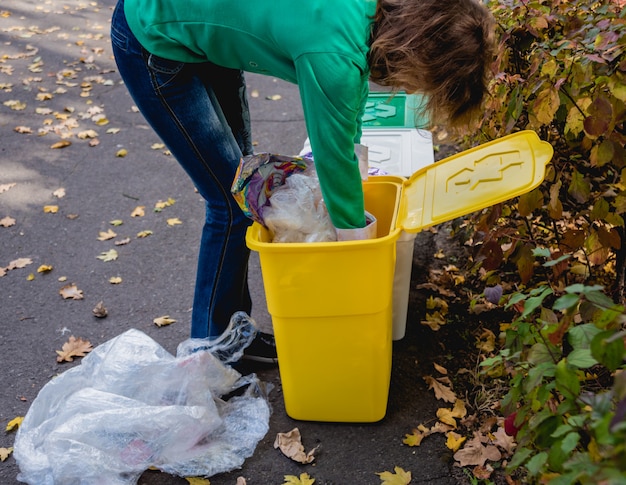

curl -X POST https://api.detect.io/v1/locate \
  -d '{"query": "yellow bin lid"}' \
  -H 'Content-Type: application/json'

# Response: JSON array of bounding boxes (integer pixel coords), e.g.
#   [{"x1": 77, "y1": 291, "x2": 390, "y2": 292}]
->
[{"x1": 399, "y1": 130, "x2": 554, "y2": 233}]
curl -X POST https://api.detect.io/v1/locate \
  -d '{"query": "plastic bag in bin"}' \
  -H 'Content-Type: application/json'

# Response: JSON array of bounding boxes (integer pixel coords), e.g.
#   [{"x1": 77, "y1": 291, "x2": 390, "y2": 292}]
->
[
  {"x1": 13, "y1": 312, "x2": 271, "y2": 485},
  {"x1": 231, "y1": 152, "x2": 309, "y2": 226}
]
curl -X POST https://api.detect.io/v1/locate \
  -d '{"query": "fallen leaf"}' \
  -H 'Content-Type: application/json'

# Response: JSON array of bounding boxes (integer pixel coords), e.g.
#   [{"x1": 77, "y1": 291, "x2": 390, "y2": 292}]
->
[
  {"x1": 235, "y1": 478, "x2": 247, "y2": 485},
  {"x1": 110, "y1": 219, "x2": 124, "y2": 226},
  {"x1": 116, "y1": 148, "x2": 128, "y2": 157},
  {"x1": 52, "y1": 187, "x2": 66, "y2": 198},
  {"x1": 26, "y1": 273, "x2": 35, "y2": 281},
  {"x1": 6, "y1": 416, "x2": 23, "y2": 432},
  {"x1": 472, "y1": 464, "x2": 494, "y2": 480},
  {"x1": 0, "y1": 183, "x2": 17, "y2": 194},
  {"x1": 423, "y1": 375, "x2": 457, "y2": 403},
  {"x1": 476, "y1": 329, "x2": 496, "y2": 353},
  {"x1": 97, "y1": 229, "x2": 117, "y2": 241},
  {"x1": 77, "y1": 129, "x2": 98, "y2": 139},
  {"x1": 266, "y1": 94, "x2": 282, "y2": 101},
  {"x1": 283, "y1": 473, "x2": 315, "y2": 485},
  {"x1": 437, "y1": 400, "x2": 468, "y2": 428},
  {"x1": 0, "y1": 216, "x2": 16, "y2": 227},
  {"x1": 56, "y1": 336, "x2": 93, "y2": 362},
  {"x1": 151, "y1": 143, "x2": 165, "y2": 150},
  {"x1": 109, "y1": 276, "x2": 122, "y2": 284},
  {"x1": 154, "y1": 198, "x2": 175, "y2": 211},
  {"x1": 59, "y1": 284, "x2": 84, "y2": 300},
  {"x1": 421, "y1": 311, "x2": 446, "y2": 331},
  {"x1": 0, "y1": 447, "x2": 13, "y2": 462},
  {"x1": 93, "y1": 301, "x2": 108, "y2": 318},
  {"x1": 167, "y1": 217, "x2": 182, "y2": 226},
  {"x1": 3, "y1": 99, "x2": 26, "y2": 110},
  {"x1": 7, "y1": 258, "x2": 33, "y2": 270},
  {"x1": 403, "y1": 426, "x2": 427, "y2": 447},
  {"x1": 97, "y1": 249, "x2": 118, "y2": 262},
  {"x1": 433, "y1": 362, "x2": 448, "y2": 375},
  {"x1": 115, "y1": 237, "x2": 131, "y2": 246},
  {"x1": 453, "y1": 436, "x2": 502, "y2": 467},
  {"x1": 131, "y1": 206, "x2": 145, "y2": 217},
  {"x1": 58, "y1": 276, "x2": 67, "y2": 282},
  {"x1": 14, "y1": 126, "x2": 32, "y2": 133},
  {"x1": 37, "y1": 264, "x2": 53, "y2": 273},
  {"x1": 185, "y1": 478, "x2": 210, "y2": 485},
  {"x1": 43, "y1": 205, "x2": 59, "y2": 213},
  {"x1": 376, "y1": 466, "x2": 412, "y2": 485},
  {"x1": 50, "y1": 140, "x2": 71, "y2": 149},
  {"x1": 446, "y1": 431, "x2": 467, "y2": 452},
  {"x1": 137, "y1": 230, "x2": 153, "y2": 238},
  {"x1": 274, "y1": 428, "x2": 319, "y2": 464},
  {"x1": 154, "y1": 315, "x2": 176, "y2": 327},
  {"x1": 492, "y1": 426, "x2": 517, "y2": 454}
]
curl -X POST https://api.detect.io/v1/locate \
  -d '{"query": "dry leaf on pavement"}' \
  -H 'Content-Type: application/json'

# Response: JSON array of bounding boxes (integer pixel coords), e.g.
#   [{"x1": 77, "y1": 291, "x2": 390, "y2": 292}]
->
[
  {"x1": 92, "y1": 301, "x2": 108, "y2": 318},
  {"x1": 154, "y1": 315, "x2": 176, "y2": 327},
  {"x1": 97, "y1": 249, "x2": 118, "y2": 262},
  {"x1": 0, "y1": 447, "x2": 13, "y2": 462},
  {"x1": 56, "y1": 336, "x2": 93, "y2": 362},
  {"x1": 274, "y1": 428, "x2": 319, "y2": 464},
  {"x1": 423, "y1": 375, "x2": 457, "y2": 403},
  {"x1": 282, "y1": 474, "x2": 315, "y2": 485},
  {"x1": 0, "y1": 216, "x2": 16, "y2": 227},
  {"x1": 59, "y1": 284, "x2": 84, "y2": 300},
  {"x1": 6, "y1": 416, "x2": 23, "y2": 432},
  {"x1": 377, "y1": 466, "x2": 412, "y2": 485},
  {"x1": 97, "y1": 229, "x2": 117, "y2": 241}
]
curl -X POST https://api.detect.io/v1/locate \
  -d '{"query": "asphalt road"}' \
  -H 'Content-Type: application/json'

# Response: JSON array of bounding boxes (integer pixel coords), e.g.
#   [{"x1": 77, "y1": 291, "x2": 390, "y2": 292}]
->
[{"x1": 0, "y1": 1, "x2": 461, "y2": 484}]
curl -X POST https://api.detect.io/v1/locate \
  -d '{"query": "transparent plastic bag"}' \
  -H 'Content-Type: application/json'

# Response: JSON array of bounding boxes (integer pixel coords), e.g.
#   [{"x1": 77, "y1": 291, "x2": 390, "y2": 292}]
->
[
  {"x1": 263, "y1": 167, "x2": 336, "y2": 243},
  {"x1": 14, "y1": 312, "x2": 271, "y2": 485}
]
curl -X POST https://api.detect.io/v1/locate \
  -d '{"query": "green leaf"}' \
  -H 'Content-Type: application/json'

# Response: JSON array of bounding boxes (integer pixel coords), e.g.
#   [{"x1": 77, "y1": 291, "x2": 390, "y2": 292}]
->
[
  {"x1": 568, "y1": 324, "x2": 602, "y2": 350},
  {"x1": 567, "y1": 348, "x2": 598, "y2": 369},
  {"x1": 567, "y1": 170, "x2": 591, "y2": 204},
  {"x1": 526, "y1": 451, "x2": 549, "y2": 476},
  {"x1": 553, "y1": 293, "x2": 580, "y2": 312},
  {"x1": 591, "y1": 330, "x2": 625, "y2": 372},
  {"x1": 556, "y1": 358, "x2": 580, "y2": 398},
  {"x1": 528, "y1": 342, "x2": 557, "y2": 365},
  {"x1": 509, "y1": 447, "x2": 534, "y2": 469},
  {"x1": 560, "y1": 432, "x2": 580, "y2": 455}
]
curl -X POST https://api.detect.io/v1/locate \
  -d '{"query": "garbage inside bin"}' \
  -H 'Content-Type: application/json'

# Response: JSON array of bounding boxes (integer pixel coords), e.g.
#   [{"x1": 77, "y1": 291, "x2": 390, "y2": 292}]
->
[{"x1": 13, "y1": 312, "x2": 271, "y2": 485}]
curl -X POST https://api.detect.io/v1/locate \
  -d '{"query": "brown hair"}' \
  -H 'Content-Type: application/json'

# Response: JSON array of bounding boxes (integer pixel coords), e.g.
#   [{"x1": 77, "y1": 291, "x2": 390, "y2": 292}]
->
[{"x1": 368, "y1": 0, "x2": 496, "y2": 128}]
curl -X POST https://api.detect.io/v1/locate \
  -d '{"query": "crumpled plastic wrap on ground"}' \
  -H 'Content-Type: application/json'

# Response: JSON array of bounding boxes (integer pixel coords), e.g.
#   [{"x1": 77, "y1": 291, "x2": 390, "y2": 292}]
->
[{"x1": 13, "y1": 312, "x2": 271, "y2": 485}]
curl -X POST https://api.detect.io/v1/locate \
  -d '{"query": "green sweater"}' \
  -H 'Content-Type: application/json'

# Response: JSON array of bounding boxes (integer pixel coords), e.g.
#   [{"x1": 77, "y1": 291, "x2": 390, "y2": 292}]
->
[{"x1": 124, "y1": 0, "x2": 376, "y2": 229}]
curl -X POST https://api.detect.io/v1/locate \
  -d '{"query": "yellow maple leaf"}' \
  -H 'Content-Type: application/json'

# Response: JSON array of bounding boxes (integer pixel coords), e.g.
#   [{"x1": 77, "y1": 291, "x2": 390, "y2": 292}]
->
[
  {"x1": 43, "y1": 205, "x2": 59, "y2": 213},
  {"x1": 283, "y1": 473, "x2": 315, "y2": 485},
  {"x1": 437, "y1": 399, "x2": 468, "y2": 427},
  {"x1": 26, "y1": 273, "x2": 35, "y2": 281},
  {"x1": 167, "y1": 217, "x2": 182, "y2": 226},
  {"x1": 446, "y1": 431, "x2": 467, "y2": 452},
  {"x1": 154, "y1": 315, "x2": 176, "y2": 327},
  {"x1": 56, "y1": 336, "x2": 93, "y2": 363},
  {"x1": 0, "y1": 447, "x2": 13, "y2": 461},
  {"x1": 116, "y1": 148, "x2": 128, "y2": 157},
  {"x1": 97, "y1": 229, "x2": 117, "y2": 241},
  {"x1": 131, "y1": 205, "x2": 145, "y2": 217},
  {"x1": 377, "y1": 466, "x2": 412, "y2": 485},
  {"x1": 97, "y1": 249, "x2": 118, "y2": 262},
  {"x1": 403, "y1": 429, "x2": 426, "y2": 447},
  {"x1": 6, "y1": 416, "x2": 23, "y2": 432},
  {"x1": 110, "y1": 219, "x2": 124, "y2": 226},
  {"x1": 109, "y1": 276, "x2": 122, "y2": 284},
  {"x1": 37, "y1": 264, "x2": 53, "y2": 273},
  {"x1": 185, "y1": 477, "x2": 210, "y2": 485},
  {"x1": 137, "y1": 230, "x2": 153, "y2": 238}
]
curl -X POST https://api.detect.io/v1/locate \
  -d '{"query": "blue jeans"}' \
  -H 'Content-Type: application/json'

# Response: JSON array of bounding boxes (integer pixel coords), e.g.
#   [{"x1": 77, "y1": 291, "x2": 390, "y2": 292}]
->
[{"x1": 110, "y1": 0, "x2": 253, "y2": 339}]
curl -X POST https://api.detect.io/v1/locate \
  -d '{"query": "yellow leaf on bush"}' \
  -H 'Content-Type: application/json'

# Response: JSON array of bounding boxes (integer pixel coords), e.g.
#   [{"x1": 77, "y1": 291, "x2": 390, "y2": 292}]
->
[
  {"x1": 56, "y1": 336, "x2": 93, "y2": 363},
  {"x1": 6, "y1": 416, "x2": 23, "y2": 432},
  {"x1": 376, "y1": 466, "x2": 412, "y2": 485}
]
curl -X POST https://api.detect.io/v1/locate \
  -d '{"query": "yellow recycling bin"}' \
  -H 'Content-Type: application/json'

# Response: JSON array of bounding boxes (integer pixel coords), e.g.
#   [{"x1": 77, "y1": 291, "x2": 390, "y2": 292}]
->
[{"x1": 246, "y1": 130, "x2": 554, "y2": 422}]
